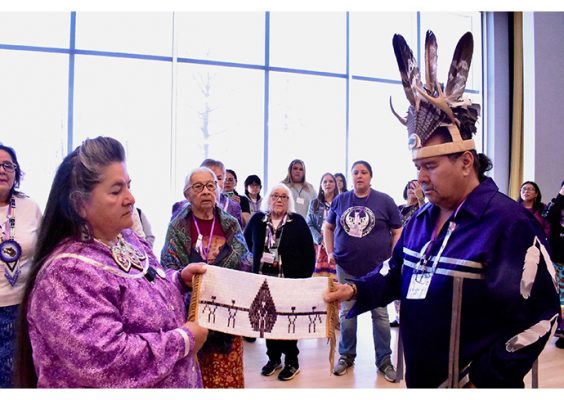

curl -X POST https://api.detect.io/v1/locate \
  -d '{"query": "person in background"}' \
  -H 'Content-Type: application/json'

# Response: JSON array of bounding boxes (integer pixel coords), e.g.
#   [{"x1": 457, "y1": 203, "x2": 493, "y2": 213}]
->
[
  {"x1": 398, "y1": 179, "x2": 426, "y2": 226},
  {"x1": 130, "y1": 206, "x2": 155, "y2": 249},
  {"x1": 171, "y1": 159, "x2": 243, "y2": 228},
  {"x1": 281, "y1": 159, "x2": 317, "y2": 219},
  {"x1": 518, "y1": 181, "x2": 550, "y2": 237},
  {"x1": 244, "y1": 183, "x2": 315, "y2": 381},
  {"x1": 390, "y1": 179, "x2": 426, "y2": 327},
  {"x1": 13, "y1": 136, "x2": 208, "y2": 388},
  {"x1": 542, "y1": 180, "x2": 564, "y2": 348},
  {"x1": 0, "y1": 145, "x2": 42, "y2": 388},
  {"x1": 335, "y1": 173, "x2": 348, "y2": 194},
  {"x1": 244, "y1": 175, "x2": 263, "y2": 216},
  {"x1": 224, "y1": 169, "x2": 250, "y2": 227},
  {"x1": 161, "y1": 166, "x2": 252, "y2": 388},
  {"x1": 324, "y1": 160, "x2": 402, "y2": 381},
  {"x1": 306, "y1": 172, "x2": 339, "y2": 282},
  {"x1": 136, "y1": 208, "x2": 155, "y2": 248}
]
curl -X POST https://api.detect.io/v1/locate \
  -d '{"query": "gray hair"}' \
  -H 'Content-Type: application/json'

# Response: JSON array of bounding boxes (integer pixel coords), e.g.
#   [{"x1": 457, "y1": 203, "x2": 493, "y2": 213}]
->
[
  {"x1": 69, "y1": 136, "x2": 126, "y2": 214},
  {"x1": 200, "y1": 158, "x2": 226, "y2": 174},
  {"x1": 261, "y1": 183, "x2": 295, "y2": 214},
  {"x1": 183, "y1": 166, "x2": 220, "y2": 200}
]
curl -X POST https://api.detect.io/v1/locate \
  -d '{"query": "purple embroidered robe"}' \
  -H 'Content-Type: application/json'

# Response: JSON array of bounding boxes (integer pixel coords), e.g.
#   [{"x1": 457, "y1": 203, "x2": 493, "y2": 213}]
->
[{"x1": 27, "y1": 229, "x2": 202, "y2": 388}]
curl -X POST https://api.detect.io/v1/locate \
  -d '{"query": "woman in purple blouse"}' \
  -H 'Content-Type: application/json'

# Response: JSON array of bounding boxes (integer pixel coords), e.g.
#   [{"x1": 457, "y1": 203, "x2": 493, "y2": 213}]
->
[{"x1": 12, "y1": 136, "x2": 208, "y2": 388}]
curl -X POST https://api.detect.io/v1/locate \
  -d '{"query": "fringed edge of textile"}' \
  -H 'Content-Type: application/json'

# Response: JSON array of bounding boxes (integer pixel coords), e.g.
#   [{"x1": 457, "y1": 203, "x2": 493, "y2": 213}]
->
[
  {"x1": 187, "y1": 273, "x2": 203, "y2": 323},
  {"x1": 326, "y1": 278, "x2": 338, "y2": 375}
]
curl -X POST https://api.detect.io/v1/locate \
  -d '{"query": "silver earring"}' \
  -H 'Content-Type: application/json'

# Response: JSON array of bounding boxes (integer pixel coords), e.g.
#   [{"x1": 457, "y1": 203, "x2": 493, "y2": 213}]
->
[{"x1": 80, "y1": 223, "x2": 92, "y2": 242}]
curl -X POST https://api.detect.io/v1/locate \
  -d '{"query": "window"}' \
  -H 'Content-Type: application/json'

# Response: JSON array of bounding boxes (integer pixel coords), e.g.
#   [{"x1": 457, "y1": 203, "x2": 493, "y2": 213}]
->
[
  {"x1": 0, "y1": 11, "x2": 484, "y2": 248},
  {"x1": 270, "y1": 12, "x2": 346, "y2": 73},
  {"x1": 0, "y1": 50, "x2": 68, "y2": 206},
  {"x1": 268, "y1": 72, "x2": 347, "y2": 187},
  {"x1": 73, "y1": 55, "x2": 173, "y2": 249},
  {"x1": 175, "y1": 63, "x2": 264, "y2": 197}
]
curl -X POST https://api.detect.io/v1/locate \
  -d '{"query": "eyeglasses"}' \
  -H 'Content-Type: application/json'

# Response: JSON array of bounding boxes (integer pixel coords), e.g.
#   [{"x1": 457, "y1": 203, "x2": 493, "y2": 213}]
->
[
  {"x1": 0, "y1": 162, "x2": 17, "y2": 173},
  {"x1": 520, "y1": 187, "x2": 536, "y2": 193},
  {"x1": 270, "y1": 194, "x2": 289, "y2": 201},
  {"x1": 188, "y1": 181, "x2": 217, "y2": 193}
]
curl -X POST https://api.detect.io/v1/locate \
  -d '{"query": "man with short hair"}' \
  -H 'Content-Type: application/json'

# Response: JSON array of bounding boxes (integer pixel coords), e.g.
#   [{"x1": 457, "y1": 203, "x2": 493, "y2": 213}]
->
[
  {"x1": 325, "y1": 30, "x2": 559, "y2": 388},
  {"x1": 323, "y1": 160, "x2": 402, "y2": 382}
]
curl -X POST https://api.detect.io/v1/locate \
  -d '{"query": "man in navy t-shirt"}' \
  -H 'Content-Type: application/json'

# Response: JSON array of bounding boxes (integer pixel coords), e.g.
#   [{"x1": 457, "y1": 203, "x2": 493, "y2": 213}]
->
[{"x1": 324, "y1": 160, "x2": 402, "y2": 381}]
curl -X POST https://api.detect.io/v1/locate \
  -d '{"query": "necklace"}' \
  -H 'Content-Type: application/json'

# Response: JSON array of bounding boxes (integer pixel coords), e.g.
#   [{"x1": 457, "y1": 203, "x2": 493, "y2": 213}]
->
[
  {"x1": 0, "y1": 196, "x2": 23, "y2": 287},
  {"x1": 94, "y1": 234, "x2": 147, "y2": 273},
  {"x1": 193, "y1": 214, "x2": 216, "y2": 262}
]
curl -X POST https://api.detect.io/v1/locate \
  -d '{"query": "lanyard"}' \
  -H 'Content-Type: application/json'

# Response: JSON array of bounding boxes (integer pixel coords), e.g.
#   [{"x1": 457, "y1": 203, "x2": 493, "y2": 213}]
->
[
  {"x1": 193, "y1": 214, "x2": 216, "y2": 262},
  {"x1": 219, "y1": 196, "x2": 230, "y2": 212},
  {"x1": 250, "y1": 198, "x2": 260, "y2": 213},
  {"x1": 0, "y1": 196, "x2": 16, "y2": 242},
  {"x1": 265, "y1": 213, "x2": 287, "y2": 249},
  {"x1": 323, "y1": 204, "x2": 329, "y2": 219},
  {"x1": 416, "y1": 200, "x2": 465, "y2": 275}
]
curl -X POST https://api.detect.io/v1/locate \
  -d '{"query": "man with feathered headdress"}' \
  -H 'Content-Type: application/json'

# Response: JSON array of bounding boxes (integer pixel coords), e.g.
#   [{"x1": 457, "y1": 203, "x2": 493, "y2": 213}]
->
[{"x1": 325, "y1": 31, "x2": 560, "y2": 388}]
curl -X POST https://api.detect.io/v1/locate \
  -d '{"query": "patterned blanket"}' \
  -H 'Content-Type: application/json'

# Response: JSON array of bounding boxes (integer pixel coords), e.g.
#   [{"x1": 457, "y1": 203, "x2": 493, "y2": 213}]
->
[{"x1": 188, "y1": 265, "x2": 337, "y2": 371}]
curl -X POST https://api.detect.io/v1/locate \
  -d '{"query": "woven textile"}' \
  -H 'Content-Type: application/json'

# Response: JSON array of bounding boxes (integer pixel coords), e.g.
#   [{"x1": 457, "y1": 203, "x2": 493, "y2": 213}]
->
[
  {"x1": 189, "y1": 265, "x2": 337, "y2": 371},
  {"x1": 190, "y1": 265, "x2": 336, "y2": 339}
]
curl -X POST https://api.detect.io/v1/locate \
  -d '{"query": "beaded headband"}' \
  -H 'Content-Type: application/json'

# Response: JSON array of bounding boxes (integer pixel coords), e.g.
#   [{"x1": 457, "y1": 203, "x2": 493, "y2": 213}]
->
[{"x1": 390, "y1": 31, "x2": 480, "y2": 161}]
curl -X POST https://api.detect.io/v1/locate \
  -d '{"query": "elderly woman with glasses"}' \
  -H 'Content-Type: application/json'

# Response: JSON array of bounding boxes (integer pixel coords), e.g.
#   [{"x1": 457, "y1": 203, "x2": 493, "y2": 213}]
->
[
  {"x1": 243, "y1": 183, "x2": 315, "y2": 382},
  {"x1": 0, "y1": 145, "x2": 42, "y2": 388},
  {"x1": 161, "y1": 166, "x2": 252, "y2": 388}
]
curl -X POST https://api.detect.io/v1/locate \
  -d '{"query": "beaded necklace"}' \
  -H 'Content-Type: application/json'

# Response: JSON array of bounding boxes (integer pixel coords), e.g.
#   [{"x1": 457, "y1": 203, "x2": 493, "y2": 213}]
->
[
  {"x1": 0, "y1": 196, "x2": 22, "y2": 287},
  {"x1": 94, "y1": 234, "x2": 164, "y2": 282}
]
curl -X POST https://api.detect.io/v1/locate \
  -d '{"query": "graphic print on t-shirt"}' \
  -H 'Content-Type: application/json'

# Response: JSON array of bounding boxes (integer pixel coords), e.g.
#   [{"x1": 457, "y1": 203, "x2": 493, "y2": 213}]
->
[{"x1": 340, "y1": 206, "x2": 375, "y2": 238}]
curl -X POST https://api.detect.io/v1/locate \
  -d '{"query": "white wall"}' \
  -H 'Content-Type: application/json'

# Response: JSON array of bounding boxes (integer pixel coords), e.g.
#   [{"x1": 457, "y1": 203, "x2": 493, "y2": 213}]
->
[
  {"x1": 523, "y1": 12, "x2": 564, "y2": 200},
  {"x1": 485, "y1": 12, "x2": 510, "y2": 194}
]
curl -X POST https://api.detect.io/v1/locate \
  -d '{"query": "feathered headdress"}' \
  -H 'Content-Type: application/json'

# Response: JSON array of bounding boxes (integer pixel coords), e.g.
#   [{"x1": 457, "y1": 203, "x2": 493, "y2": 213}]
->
[{"x1": 390, "y1": 31, "x2": 480, "y2": 161}]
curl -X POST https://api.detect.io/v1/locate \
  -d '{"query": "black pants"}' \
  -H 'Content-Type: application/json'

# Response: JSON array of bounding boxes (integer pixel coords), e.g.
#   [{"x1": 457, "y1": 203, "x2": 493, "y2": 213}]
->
[{"x1": 266, "y1": 339, "x2": 299, "y2": 367}]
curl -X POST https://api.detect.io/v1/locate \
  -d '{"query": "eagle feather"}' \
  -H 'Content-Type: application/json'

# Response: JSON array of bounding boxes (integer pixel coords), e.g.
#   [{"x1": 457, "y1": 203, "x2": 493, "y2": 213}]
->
[
  {"x1": 392, "y1": 34, "x2": 421, "y2": 109},
  {"x1": 445, "y1": 32, "x2": 473, "y2": 103}
]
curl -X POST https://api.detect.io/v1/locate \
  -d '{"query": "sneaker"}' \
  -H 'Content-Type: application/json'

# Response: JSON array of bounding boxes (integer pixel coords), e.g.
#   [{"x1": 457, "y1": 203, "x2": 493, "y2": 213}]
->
[
  {"x1": 556, "y1": 337, "x2": 564, "y2": 349},
  {"x1": 261, "y1": 360, "x2": 282, "y2": 376},
  {"x1": 333, "y1": 357, "x2": 354, "y2": 376},
  {"x1": 278, "y1": 364, "x2": 300, "y2": 381},
  {"x1": 378, "y1": 359, "x2": 397, "y2": 382}
]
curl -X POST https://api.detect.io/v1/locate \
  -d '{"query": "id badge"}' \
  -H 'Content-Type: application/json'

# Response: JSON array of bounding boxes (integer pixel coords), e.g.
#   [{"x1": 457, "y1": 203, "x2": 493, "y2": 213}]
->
[
  {"x1": 406, "y1": 272, "x2": 432, "y2": 299},
  {"x1": 296, "y1": 197, "x2": 305, "y2": 205},
  {"x1": 260, "y1": 251, "x2": 275, "y2": 264}
]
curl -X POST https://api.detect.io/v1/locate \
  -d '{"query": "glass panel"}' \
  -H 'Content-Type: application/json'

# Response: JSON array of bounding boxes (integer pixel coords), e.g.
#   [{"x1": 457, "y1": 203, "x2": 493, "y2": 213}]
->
[
  {"x1": 73, "y1": 55, "x2": 172, "y2": 251},
  {"x1": 0, "y1": 12, "x2": 70, "y2": 48},
  {"x1": 349, "y1": 81, "x2": 416, "y2": 205},
  {"x1": 175, "y1": 12, "x2": 264, "y2": 65},
  {"x1": 270, "y1": 12, "x2": 346, "y2": 73},
  {"x1": 268, "y1": 72, "x2": 347, "y2": 191},
  {"x1": 0, "y1": 50, "x2": 68, "y2": 209},
  {"x1": 420, "y1": 12, "x2": 482, "y2": 92},
  {"x1": 75, "y1": 12, "x2": 173, "y2": 56},
  {"x1": 350, "y1": 12, "x2": 417, "y2": 79},
  {"x1": 175, "y1": 63, "x2": 264, "y2": 197}
]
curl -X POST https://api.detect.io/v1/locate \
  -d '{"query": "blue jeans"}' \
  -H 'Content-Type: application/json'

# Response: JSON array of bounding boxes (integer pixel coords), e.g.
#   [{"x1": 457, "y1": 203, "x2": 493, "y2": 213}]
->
[
  {"x1": 0, "y1": 304, "x2": 19, "y2": 388},
  {"x1": 337, "y1": 266, "x2": 392, "y2": 369}
]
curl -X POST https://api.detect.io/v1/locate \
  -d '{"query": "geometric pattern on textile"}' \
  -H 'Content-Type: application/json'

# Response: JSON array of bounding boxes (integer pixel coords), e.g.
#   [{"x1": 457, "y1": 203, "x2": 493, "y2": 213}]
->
[{"x1": 189, "y1": 265, "x2": 336, "y2": 340}]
